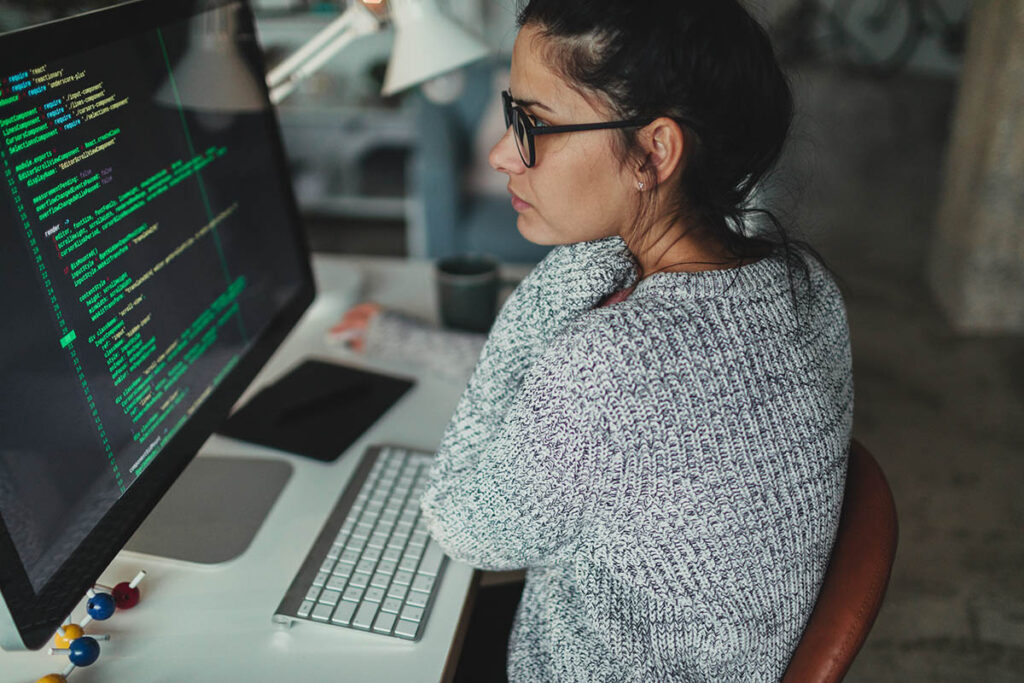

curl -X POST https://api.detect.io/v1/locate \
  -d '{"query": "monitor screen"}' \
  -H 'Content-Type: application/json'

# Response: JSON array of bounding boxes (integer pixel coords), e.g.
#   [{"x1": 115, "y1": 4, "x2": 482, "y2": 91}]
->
[{"x1": 0, "y1": 0, "x2": 314, "y2": 649}]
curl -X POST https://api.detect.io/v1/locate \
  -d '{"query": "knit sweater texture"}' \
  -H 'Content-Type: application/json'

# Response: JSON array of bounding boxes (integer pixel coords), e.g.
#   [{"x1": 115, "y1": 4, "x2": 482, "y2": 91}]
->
[{"x1": 415, "y1": 237, "x2": 853, "y2": 682}]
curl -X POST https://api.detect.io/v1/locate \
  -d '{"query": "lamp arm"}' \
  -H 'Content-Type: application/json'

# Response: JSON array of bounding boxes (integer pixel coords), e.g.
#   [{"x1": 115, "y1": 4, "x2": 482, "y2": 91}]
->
[{"x1": 266, "y1": 3, "x2": 382, "y2": 104}]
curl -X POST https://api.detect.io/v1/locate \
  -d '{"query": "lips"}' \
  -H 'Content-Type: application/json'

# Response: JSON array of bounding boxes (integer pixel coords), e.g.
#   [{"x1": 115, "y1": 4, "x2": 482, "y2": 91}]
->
[{"x1": 508, "y1": 187, "x2": 532, "y2": 212}]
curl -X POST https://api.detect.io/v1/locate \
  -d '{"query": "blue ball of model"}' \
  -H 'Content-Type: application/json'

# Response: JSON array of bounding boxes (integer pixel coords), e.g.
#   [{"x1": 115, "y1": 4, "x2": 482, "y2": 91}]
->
[
  {"x1": 67, "y1": 636, "x2": 100, "y2": 667},
  {"x1": 85, "y1": 593, "x2": 115, "y2": 621}
]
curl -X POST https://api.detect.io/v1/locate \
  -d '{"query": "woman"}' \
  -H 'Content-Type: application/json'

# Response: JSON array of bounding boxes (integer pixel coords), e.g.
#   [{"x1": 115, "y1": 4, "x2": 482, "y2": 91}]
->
[{"x1": 340, "y1": 1, "x2": 853, "y2": 680}]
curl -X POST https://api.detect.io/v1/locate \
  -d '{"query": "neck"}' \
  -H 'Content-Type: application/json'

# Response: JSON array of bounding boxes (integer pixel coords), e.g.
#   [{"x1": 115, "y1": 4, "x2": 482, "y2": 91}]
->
[{"x1": 622, "y1": 218, "x2": 737, "y2": 279}]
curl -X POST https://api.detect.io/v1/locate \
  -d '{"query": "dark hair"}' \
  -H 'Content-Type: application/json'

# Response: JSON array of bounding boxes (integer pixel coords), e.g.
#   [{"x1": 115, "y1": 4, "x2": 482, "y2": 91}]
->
[{"x1": 517, "y1": 0, "x2": 831, "y2": 291}]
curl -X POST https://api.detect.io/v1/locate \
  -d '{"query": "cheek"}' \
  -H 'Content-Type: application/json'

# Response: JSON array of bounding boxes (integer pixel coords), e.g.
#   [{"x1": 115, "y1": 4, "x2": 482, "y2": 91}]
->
[
  {"x1": 526, "y1": 182, "x2": 624, "y2": 244},
  {"x1": 519, "y1": 138, "x2": 633, "y2": 243},
  {"x1": 552, "y1": 153, "x2": 628, "y2": 220}
]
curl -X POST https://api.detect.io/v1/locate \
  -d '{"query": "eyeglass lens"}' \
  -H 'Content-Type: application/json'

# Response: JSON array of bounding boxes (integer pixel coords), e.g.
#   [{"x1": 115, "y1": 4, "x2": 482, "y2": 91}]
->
[
  {"x1": 513, "y1": 115, "x2": 532, "y2": 166},
  {"x1": 502, "y1": 91, "x2": 534, "y2": 167}
]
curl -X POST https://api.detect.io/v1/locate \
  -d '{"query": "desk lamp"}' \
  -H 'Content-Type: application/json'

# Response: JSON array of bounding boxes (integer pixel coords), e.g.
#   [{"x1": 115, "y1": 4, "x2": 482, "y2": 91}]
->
[{"x1": 266, "y1": 0, "x2": 490, "y2": 104}]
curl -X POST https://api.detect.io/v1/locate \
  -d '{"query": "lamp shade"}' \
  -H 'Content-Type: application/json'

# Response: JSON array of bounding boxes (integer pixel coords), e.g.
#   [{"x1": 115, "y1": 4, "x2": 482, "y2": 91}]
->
[
  {"x1": 156, "y1": 6, "x2": 264, "y2": 112},
  {"x1": 382, "y1": 0, "x2": 490, "y2": 96}
]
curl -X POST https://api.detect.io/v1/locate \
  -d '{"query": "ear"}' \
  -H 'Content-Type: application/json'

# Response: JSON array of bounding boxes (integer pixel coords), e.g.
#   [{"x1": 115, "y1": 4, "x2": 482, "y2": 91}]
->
[{"x1": 637, "y1": 116, "x2": 685, "y2": 186}]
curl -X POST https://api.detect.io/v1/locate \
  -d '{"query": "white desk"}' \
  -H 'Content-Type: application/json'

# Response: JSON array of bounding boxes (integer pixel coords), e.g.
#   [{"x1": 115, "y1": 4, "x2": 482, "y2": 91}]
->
[{"x1": 1, "y1": 254, "x2": 497, "y2": 683}]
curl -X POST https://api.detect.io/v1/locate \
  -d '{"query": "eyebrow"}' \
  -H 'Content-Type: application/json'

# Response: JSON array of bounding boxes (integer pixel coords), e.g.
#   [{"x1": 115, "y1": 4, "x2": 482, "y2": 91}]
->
[{"x1": 509, "y1": 92, "x2": 555, "y2": 114}]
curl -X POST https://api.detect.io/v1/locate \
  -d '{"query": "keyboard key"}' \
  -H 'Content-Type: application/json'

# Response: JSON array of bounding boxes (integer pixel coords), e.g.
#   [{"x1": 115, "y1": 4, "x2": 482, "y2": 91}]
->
[
  {"x1": 393, "y1": 570, "x2": 414, "y2": 586},
  {"x1": 399, "y1": 556, "x2": 419, "y2": 572},
  {"x1": 312, "y1": 571, "x2": 329, "y2": 587},
  {"x1": 331, "y1": 601, "x2": 356, "y2": 626},
  {"x1": 363, "y1": 586, "x2": 385, "y2": 603},
  {"x1": 382, "y1": 547, "x2": 402, "y2": 562},
  {"x1": 297, "y1": 600, "x2": 314, "y2": 618},
  {"x1": 411, "y1": 574, "x2": 435, "y2": 594},
  {"x1": 326, "y1": 575, "x2": 347, "y2": 592},
  {"x1": 352, "y1": 601, "x2": 379, "y2": 630},
  {"x1": 338, "y1": 549, "x2": 361, "y2": 564},
  {"x1": 418, "y1": 541, "x2": 445, "y2": 577},
  {"x1": 406, "y1": 590, "x2": 428, "y2": 608},
  {"x1": 373, "y1": 611, "x2": 397, "y2": 634},
  {"x1": 362, "y1": 546, "x2": 382, "y2": 562},
  {"x1": 394, "y1": 619, "x2": 419, "y2": 639},
  {"x1": 381, "y1": 597, "x2": 403, "y2": 614},
  {"x1": 400, "y1": 605, "x2": 424, "y2": 623},
  {"x1": 348, "y1": 572, "x2": 370, "y2": 589},
  {"x1": 305, "y1": 586, "x2": 321, "y2": 602},
  {"x1": 356, "y1": 558, "x2": 377, "y2": 575},
  {"x1": 342, "y1": 586, "x2": 363, "y2": 602},
  {"x1": 331, "y1": 563, "x2": 353, "y2": 580},
  {"x1": 376, "y1": 560, "x2": 398, "y2": 576},
  {"x1": 317, "y1": 589, "x2": 341, "y2": 606},
  {"x1": 386, "y1": 583, "x2": 408, "y2": 601},
  {"x1": 311, "y1": 603, "x2": 334, "y2": 622},
  {"x1": 370, "y1": 572, "x2": 392, "y2": 589}
]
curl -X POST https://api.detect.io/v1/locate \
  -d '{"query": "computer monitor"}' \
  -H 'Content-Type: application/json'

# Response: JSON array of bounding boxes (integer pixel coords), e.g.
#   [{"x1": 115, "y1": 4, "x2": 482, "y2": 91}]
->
[{"x1": 0, "y1": 0, "x2": 315, "y2": 650}]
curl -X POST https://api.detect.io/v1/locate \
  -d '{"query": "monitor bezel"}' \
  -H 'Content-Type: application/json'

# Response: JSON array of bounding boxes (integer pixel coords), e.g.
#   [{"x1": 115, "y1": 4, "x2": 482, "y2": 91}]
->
[{"x1": 0, "y1": 0, "x2": 316, "y2": 650}]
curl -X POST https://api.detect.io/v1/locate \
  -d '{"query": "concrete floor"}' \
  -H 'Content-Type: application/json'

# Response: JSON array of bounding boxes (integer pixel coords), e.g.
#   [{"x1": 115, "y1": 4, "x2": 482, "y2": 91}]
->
[
  {"x1": 306, "y1": 64, "x2": 1024, "y2": 681},
  {"x1": 781, "y1": 67, "x2": 1024, "y2": 681}
]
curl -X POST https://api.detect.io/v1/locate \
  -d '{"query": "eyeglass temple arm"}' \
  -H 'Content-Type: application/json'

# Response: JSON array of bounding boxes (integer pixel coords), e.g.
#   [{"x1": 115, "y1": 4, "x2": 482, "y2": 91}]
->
[{"x1": 527, "y1": 119, "x2": 653, "y2": 135}]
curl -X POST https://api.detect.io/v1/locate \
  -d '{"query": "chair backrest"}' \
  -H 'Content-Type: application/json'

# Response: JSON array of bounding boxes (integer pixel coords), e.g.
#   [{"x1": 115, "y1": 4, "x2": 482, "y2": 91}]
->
[{"x1": 782, "y1": 439, "x2": 899, "y2": 682}]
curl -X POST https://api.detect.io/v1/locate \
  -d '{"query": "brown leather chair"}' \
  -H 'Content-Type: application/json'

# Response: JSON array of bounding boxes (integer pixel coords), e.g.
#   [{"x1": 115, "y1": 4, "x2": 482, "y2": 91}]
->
[{"x1": 782, "y1": 439, "x2": 899, "y2": 682}]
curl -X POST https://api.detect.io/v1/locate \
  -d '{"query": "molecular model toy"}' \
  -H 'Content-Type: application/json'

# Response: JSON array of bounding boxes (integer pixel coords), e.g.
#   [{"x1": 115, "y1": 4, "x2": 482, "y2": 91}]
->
[{"x1": 36, "y1": 570, "x2": 146, "y2": 683}]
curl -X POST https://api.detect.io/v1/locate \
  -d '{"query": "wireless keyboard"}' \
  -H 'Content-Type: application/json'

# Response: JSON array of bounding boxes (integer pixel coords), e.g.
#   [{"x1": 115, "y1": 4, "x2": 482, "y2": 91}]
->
[{"x1": 273, "y1": 445, "x2": 448, "y2": 640}]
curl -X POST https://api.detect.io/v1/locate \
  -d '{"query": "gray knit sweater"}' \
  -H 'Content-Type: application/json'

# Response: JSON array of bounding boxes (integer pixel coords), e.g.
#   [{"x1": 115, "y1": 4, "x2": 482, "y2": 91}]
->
[{"x1": 416, "y1": 237, "x2": 853, "y2": 682}]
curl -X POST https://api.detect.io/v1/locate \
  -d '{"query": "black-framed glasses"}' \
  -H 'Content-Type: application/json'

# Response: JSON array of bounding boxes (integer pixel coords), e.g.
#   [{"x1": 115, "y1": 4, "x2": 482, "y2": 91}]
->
[{"x1": 502, "y1": 90, "x2": 652, "y2": 168}]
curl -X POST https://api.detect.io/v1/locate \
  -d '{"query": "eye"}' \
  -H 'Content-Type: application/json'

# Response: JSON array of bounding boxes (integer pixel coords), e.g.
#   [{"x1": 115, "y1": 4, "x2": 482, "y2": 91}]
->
[{"x1": 521, "y1": 109, "x2": 547, "y2": 127}]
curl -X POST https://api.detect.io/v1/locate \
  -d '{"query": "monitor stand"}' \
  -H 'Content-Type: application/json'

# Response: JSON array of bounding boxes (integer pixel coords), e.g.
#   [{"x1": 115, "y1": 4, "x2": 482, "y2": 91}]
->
[{"x1": 124, "y1": 456, "x2": 292, "y2": 564}]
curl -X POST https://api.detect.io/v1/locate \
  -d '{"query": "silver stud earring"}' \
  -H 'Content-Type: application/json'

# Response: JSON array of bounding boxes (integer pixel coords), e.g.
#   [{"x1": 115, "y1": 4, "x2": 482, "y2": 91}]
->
[{"x1": 637, "y1": 181, "x2": 645, "y2": 191}]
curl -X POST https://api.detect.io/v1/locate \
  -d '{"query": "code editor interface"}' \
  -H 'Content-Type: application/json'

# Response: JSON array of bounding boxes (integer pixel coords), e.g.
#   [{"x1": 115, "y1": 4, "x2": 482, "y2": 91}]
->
[{"x1": 0, "y1": 3, "x2": 306, "y2": 589}]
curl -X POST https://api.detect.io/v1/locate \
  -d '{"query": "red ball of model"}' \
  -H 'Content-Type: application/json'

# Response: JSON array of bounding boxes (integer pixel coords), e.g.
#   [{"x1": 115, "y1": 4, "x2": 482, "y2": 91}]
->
[
  {"x1": 111, "y1": 581, "x2": 140, "y2": 609},
  {"x1": 111, "y1": 570, "x2": 146, "y2": 609}
]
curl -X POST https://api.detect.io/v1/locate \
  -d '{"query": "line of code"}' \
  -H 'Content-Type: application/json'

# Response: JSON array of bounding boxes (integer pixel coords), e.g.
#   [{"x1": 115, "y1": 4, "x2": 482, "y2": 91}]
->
[
  {"x1": 2, "y1": 54, "x2": 245, "y2": 488},
  {"x1": 0, "y1": 65, "x2": 124, "y2": 490}
]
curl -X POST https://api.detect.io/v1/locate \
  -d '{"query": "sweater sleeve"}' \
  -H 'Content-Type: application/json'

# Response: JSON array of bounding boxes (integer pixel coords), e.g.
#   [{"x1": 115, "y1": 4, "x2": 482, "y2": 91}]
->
[
  {"x1": 357, "y1": 237, "x2": 635, "y2": 385},
  {"x1": 419, "y1": 329, "x2": 607, "y2": 571},
  {"x1": 431, "y1": 237, "x2": 636, "y2": 451},
  {"x1": 361, "y1": 310, "x2": 486, "y2": 383},
  {"x1": 419, "y1": 238, "x2": 635, "y2": 569}
]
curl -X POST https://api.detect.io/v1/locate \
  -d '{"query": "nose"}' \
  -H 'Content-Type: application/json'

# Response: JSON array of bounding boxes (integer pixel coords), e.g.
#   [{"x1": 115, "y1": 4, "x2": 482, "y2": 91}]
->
[{"x1": 489, "y1": 126, "x2": 525, "y2": 176}]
